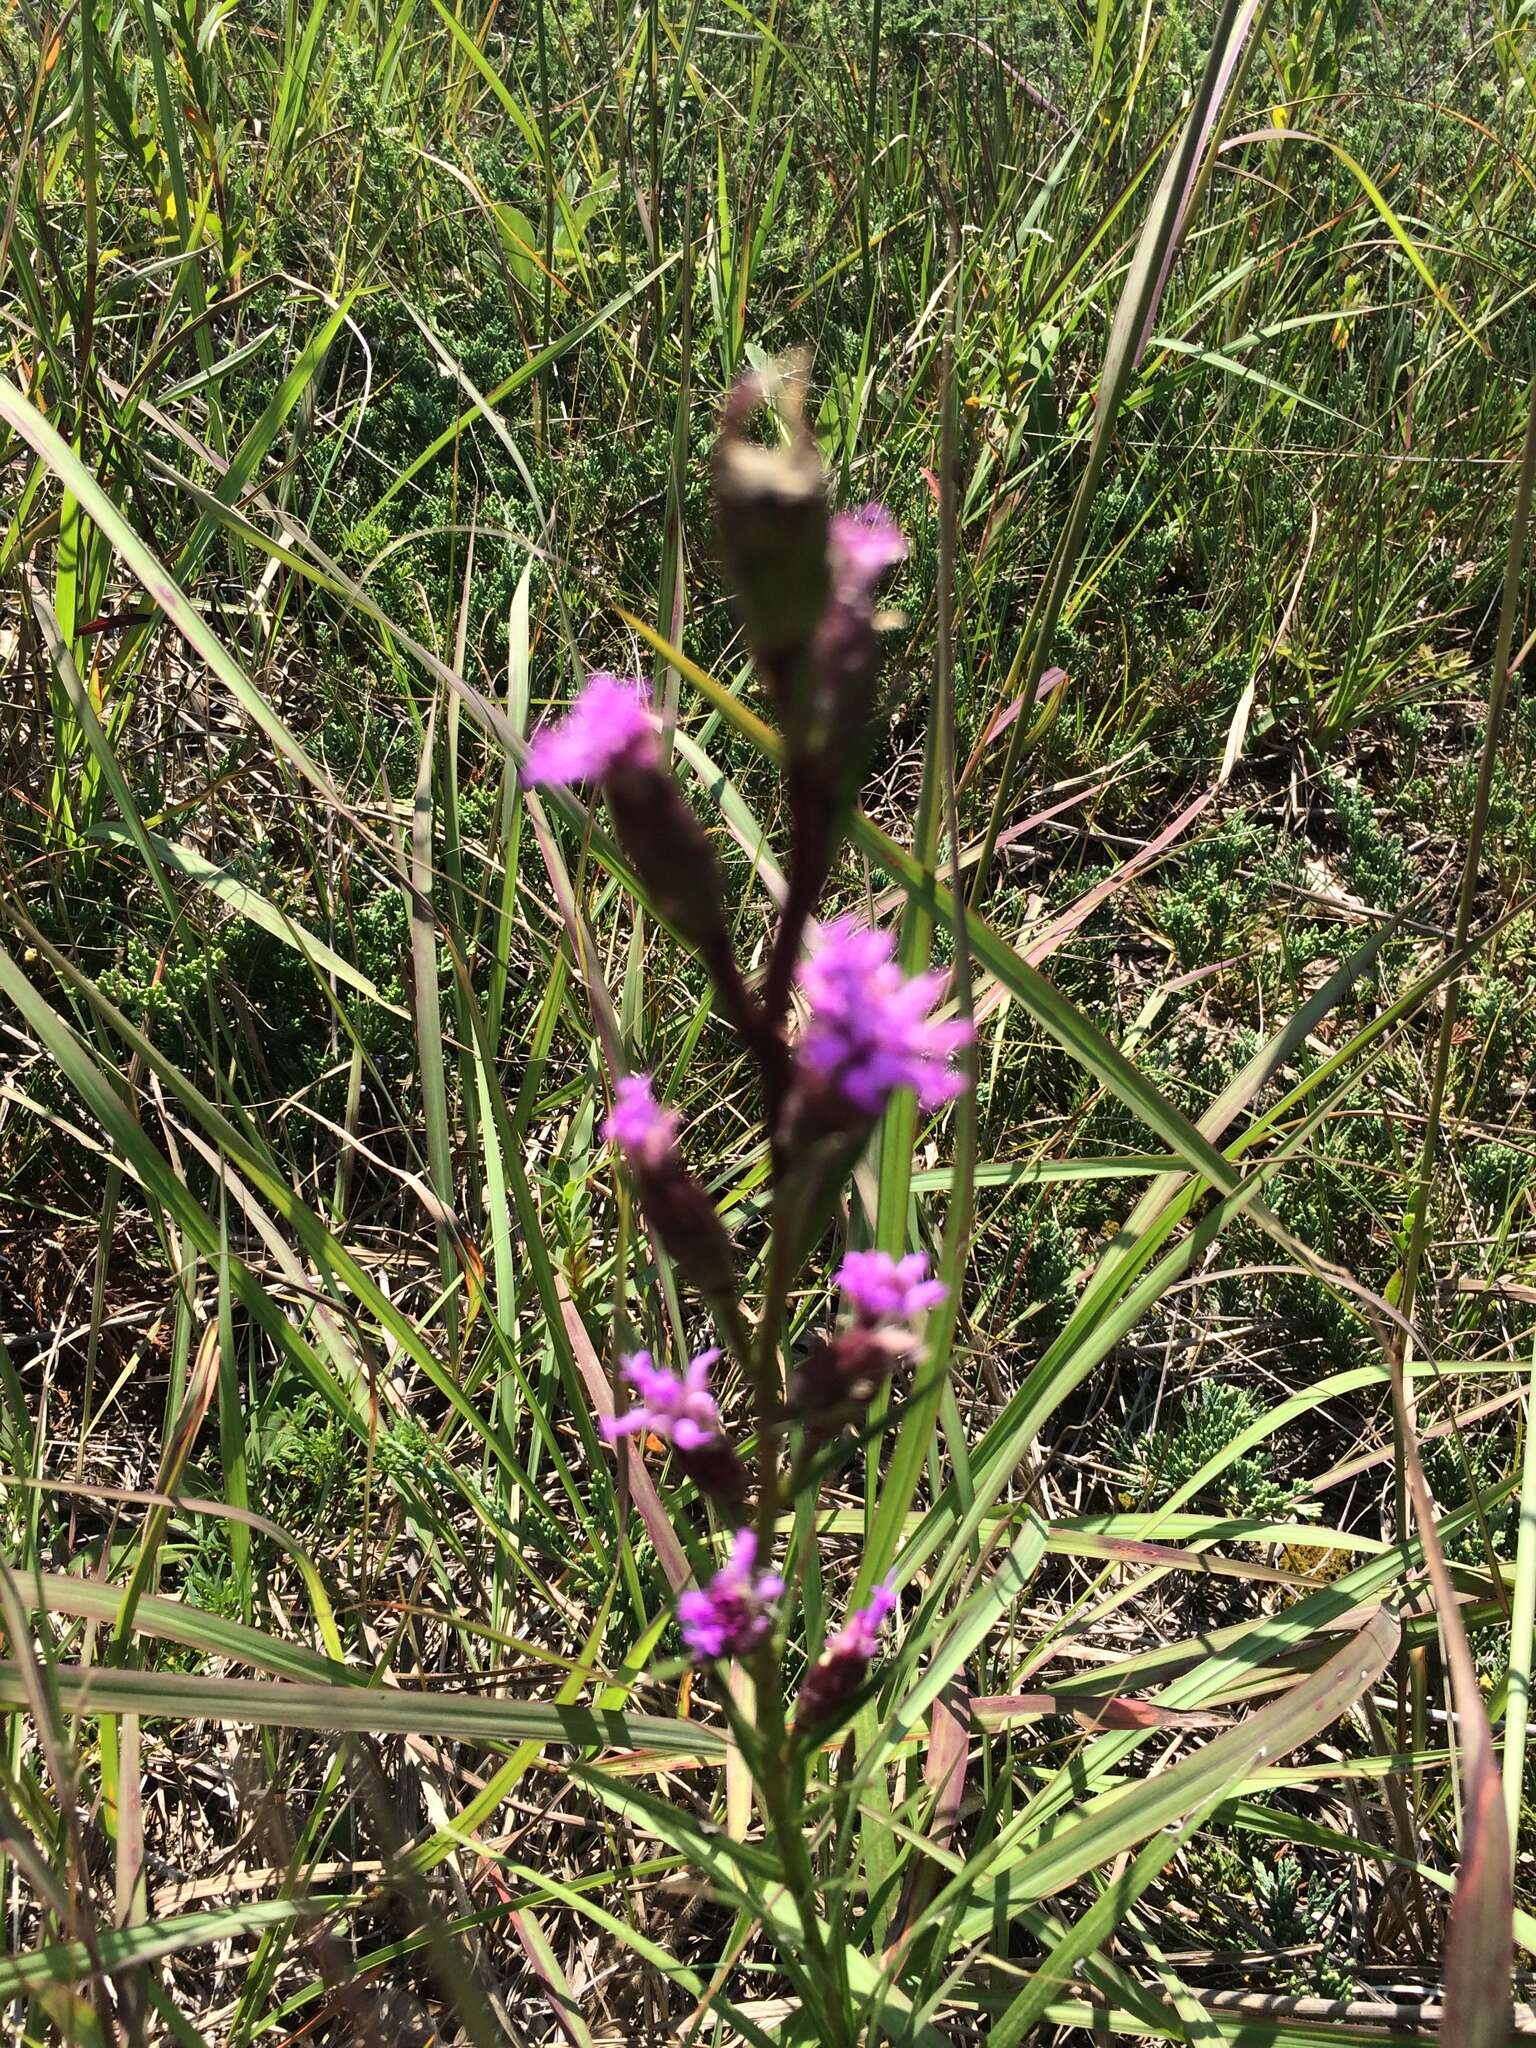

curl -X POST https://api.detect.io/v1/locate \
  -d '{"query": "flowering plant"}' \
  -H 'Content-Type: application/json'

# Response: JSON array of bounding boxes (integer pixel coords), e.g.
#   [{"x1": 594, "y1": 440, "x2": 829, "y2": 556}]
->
[{"x1": 520, "y1": 366, "x2": 971, "y2": 2038}]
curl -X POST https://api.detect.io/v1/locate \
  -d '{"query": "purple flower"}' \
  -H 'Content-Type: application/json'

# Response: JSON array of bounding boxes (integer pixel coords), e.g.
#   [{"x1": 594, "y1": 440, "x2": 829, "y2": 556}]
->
[
  {"x1": 601, "y1": 1349, "x2": 723, "y2": 1452},
  {"x1": 805, "y1": 504, "x2": 907, "y2": 733},
  {"x1": 838, "y1": 1250, "x2": 947, "y2": 1323},
  {"x1": 604, "y1": 1073, "x2": 740, "y2": 1308},
  {"x1": 604, "y1": 1073, "x2": 679, "y2": 1172},
  {"x1": 522, "y1": 672, "x2": 656, "y2": 787},
  {"x1": 797, "y1": 917, "x2": 973, "y2": 1117},
  {"x1": 711, "y1": 374, "x2": 831, "y2": 662},
  {"x1": 829, "y1": 503, "x2": 907, "y2": 599},
  {"x1": 796, "y1": 1577, "x2": 899, "y2": 1728},
  {"x1": 832, "y1": 1577, "x2": 899, "y2": 1661},
  {"x1": 677, "y1": 1528, "x2": 785, "y2": 1660}
]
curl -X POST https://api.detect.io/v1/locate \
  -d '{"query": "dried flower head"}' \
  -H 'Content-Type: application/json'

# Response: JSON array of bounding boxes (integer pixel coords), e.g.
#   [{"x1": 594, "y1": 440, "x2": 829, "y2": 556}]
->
[
  {"x1": 677, "y1": 1528, "x2": 785, "y2": 1660},
  {"x1": 522, "y1": 673, "x2": 656, "y2": 787},
  {"x1": 788, "y1": 1322, "x2": 909, "y2": 1417},
  {"x1": 797, "y1": 917, "x2": 972, "y2": 1118},
  {"x1": 711, "y1": 365, "x2": 830, "y2": 663}
]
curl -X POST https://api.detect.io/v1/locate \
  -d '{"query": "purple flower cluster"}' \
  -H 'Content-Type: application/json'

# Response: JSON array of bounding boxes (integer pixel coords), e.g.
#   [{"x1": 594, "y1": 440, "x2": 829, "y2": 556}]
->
[
  {"x1": 601, "y1": 1349, "x2": 723, "y2": 1453},
  {"x1": 828, "y1": 503, "x2": 907, "y2": 599},
  {"x1": 791, "y1": 1252, "x2": 942, "y2": 1417},
  {"x1": 798, "y1": 917, "x2": 973, "y2": 1117},
  {"x1": 523, "y1": 672, "x2": 655, "y2": 787},
  {"x1": 838, "y1": 1250, "x2": 946, "y2": 1323},
  {"x1": 828, "y1": 1577, "x2": 899, "y2": 1663},
  {"x1": 604, "y1": 1073, "x2": 679, "y2": 1172},
  {"x1": 678, "y1": 1529, "x2": 785, "y2": 1660},
  {"x1": 796, "y1": 1577, "x2": 899, "y2": 1728},
  {"x1": 574, "y1": 382, "x2": 972, "y2": 1755}
]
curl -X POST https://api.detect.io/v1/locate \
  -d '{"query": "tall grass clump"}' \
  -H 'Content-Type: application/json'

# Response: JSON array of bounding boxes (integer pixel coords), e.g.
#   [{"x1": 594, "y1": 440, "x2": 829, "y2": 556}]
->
[{"x1": 0, "y1": 0, "x2": 1535, "y2": 2038}]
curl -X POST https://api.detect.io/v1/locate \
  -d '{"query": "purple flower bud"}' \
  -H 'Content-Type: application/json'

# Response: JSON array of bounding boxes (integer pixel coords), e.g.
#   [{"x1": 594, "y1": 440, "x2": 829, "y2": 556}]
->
[
  {"x1": 837, "y1": 1250, "x2": 947, "y2": 1323},
  {"x1": 601, "y1": 1348, "x2": 723, "y2": 1453},
  {"x1": 788, "y1": 1322, "x2": 909, "y2": 1417},
  {"x1": 604, "y1": 1073, "x2": 681, "y2": 1173},
  {"x1": 633, "y1": 1162, "x2": 741, "y2": 1306},
  {"x1": 530, "y1": 674, "x2": 772, "y2": 1083},
  {"x1": 795, "y1": 917, "x2": 973, "y2": 1120},
  {"x1": 792, "y1": 500, "x2": 907, "y2": 766},
  {"x1": 601, "y1": 757, "x2": 740, "y2": 965},
  {"x1": 677, "y1": 1528, "x2": 785, "y2": 1661},
  {"x1": 756, "y1": 499, "x2": 910, "y2": 1037},
  {"x1": 523, "y1": 673, "x2": 656, "y2": 787},
  {"x1": 712, "y1": 373, "x2": 830, "y2": 665},
  {"x1": 795, "y1": 1578, "x2": 898, "y2": 1729},
  {"x1": 605, "y1": 1078, "x2": 740, "y2": 1305}
]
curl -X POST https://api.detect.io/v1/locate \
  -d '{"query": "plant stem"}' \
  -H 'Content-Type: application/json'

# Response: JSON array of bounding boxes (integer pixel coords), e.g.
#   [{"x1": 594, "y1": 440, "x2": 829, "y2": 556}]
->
[
  {"x1": 745, "y1": 1142, "x2": 852, "y2": 2039},
  {"x1": 750, "y1": 1642, "x2": 852, "y2": 2047},
  {"x1": 1397, "y1": 380, "x2": 1536, "y2": 1329},
  {"x1": 1392, "y1": 378, "x2": 1536, "y2": 1735},
  {"x1": 751, "y1": 1203, "x2": 796, "y2": 1558},
  {"x1": 1502, "y1": 1332, "x2": 1536, "y2": 1861}
]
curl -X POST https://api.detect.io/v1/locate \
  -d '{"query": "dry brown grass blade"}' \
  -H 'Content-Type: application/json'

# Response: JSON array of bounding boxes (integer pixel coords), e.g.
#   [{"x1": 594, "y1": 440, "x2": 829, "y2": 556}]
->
[
  {"x1": 556, "y1": 1290, "x2": 691, "y2": 1595},
  {"x1": 888, "y1": 1676, "x2": 971, "y2": 1945},
  {"x1": 1389, "y1": 1350, "x2": 1513, "y2": 2046},
  {"x1": 971, "y1": 1692, "x2": 1230, "y2": 1733},
  {"x1": 1021, "y1": 783, "x2": 1218, "y2": 968},
  {"x1": 111, "y1": 1319, "x2": 222, "y2": 1656}
]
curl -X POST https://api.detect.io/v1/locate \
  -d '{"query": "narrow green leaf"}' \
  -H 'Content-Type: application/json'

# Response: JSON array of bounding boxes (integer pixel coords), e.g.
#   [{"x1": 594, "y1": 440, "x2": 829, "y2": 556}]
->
[{"x1": 0, "y1": 1662, "x2": 725, "y2": 1756}]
